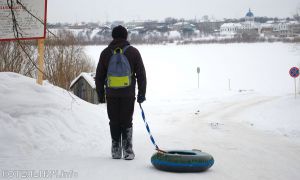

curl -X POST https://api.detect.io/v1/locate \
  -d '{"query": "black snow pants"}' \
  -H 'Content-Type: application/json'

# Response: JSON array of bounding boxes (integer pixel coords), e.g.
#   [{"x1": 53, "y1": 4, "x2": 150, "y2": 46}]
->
[{"x1": 106, "y1": 97, "x2": 135, "y2": 141}]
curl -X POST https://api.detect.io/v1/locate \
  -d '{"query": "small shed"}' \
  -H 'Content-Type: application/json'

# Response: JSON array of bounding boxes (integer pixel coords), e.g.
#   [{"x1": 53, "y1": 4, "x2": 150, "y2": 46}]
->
[{"x1": 70, "y1": 72, "x2": 99, "y2": 104}]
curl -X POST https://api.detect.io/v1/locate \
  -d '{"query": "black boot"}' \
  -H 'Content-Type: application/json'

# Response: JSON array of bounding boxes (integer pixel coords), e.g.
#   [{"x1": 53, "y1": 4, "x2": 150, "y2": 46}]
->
[
  {"x1": 122, "y1": 127, "x2": 135, "y2": 160},
  {"x1": 110, "y1": 126, "x2": 122, "y2": 159}
]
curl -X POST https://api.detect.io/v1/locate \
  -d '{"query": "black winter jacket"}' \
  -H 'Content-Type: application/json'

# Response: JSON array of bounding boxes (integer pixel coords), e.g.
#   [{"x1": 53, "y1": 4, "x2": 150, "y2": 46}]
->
[{"x1": 95, "y1": 39, "x2": 147, "y2": 98}]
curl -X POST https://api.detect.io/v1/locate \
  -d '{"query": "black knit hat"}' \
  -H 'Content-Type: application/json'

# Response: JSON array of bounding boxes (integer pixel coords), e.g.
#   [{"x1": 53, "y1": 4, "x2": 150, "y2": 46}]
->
[{"x1": 112, "y1": 25, "x2": 128, "y2": 40}]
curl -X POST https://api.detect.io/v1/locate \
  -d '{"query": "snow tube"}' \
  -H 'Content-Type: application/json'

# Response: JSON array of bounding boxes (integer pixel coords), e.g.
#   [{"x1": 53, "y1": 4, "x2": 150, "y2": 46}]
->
[{"x1": 151, "y1": 149, "x2": 214, "y2": 172}]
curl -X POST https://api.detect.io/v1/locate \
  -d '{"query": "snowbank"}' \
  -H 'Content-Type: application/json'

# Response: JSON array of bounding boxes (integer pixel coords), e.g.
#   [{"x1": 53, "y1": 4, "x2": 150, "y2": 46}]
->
[{"x1": 0, "y1": 72, "x2": 109, "y2": 157}]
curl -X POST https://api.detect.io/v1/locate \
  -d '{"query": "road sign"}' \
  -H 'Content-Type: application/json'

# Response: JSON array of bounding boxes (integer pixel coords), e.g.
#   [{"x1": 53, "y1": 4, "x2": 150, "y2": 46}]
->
[
  {"x1": 0, "y1": 0, "x2": 47, "y2": 41},
  {"x1": 289, "y1": 67, "x2": 299, "y2": 99},
  {"x1": 289, "y1": 67, "x2": 299, "y2": 78}
]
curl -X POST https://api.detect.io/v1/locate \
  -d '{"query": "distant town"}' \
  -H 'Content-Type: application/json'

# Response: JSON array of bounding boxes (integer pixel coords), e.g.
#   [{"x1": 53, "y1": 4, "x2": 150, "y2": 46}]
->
[{"x1": 48, "y1": 9, "x2": 300, "y2": 44}]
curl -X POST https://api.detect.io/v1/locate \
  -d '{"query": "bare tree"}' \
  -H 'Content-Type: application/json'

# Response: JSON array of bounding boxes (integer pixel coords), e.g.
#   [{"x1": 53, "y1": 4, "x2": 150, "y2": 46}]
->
[
  {"x1": 44, "y1": 30, "x2": 95, "y2": 89},
  {"x1": 0, "y1": 41, "x2": 35, "y2": 76},
  {"x1": 1, "y1": 31, "x2": 95, "y2": 90}
]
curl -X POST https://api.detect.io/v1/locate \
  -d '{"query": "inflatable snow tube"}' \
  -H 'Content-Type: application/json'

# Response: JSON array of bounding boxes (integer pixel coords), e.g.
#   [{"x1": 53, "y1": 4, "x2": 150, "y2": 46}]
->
[{"x1": 151, "y1": 149, "x2": 214, "y2": 172}]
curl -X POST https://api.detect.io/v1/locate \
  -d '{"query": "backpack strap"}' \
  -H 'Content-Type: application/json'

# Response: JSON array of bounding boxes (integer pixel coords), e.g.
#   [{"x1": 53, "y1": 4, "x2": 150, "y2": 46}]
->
[
  {"x1": 113, "y1": 47, "x2": 123, "y2": 54},
  {"x1": 111, "y1": 45, "x2": 131, "y2": 54},
  {"x1": 122, "y1": 45, "x2": 131, "y2": 53}
]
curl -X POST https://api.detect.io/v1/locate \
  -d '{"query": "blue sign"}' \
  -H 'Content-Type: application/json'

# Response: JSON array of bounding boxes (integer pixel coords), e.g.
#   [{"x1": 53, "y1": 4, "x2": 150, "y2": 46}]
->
[{"x1": 289, "y1": 67, "x2": 299, "y2": 78}]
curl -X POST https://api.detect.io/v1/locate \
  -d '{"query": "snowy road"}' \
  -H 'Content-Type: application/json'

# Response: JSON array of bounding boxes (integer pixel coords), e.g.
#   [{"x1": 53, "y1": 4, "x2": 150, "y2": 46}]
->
[
  {"x1": 2, "y1": 91, "x2": 300, "y2": 180},
  {"x1": 166, "y1": 95, "x2": 300, "y2": 180}
]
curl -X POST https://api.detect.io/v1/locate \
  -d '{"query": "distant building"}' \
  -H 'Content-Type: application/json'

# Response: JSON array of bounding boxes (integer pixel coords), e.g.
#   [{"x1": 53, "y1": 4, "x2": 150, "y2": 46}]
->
[
  {"x1": 273, "y1": 21, "x2": 300, "y2": 37},
  {"x1": 220, "y1": 9, "x2": 260, "y2": 37},
  {"x1": 273, "y1": 22, "x2": 289, "y2": 37},
  {"x1": 220, "y1": 9, "x2": 300, "y2": 38},
  {"x1": 173, "y1": 21, "x2": 197, "y2": 37},
  {"x1": 289, "y1": 22, "x2": 300, "y2": 36},
  {"x1": 242, "y1": 9, "x2": 260, "y2": 31},
  {"x1": 260, "y1": 22, "x2": 274, "y2": 37},
  {"x1": 70, "y1": 73, "x2": 99, "y2": 104},
  {"x1": 220, "y1": 23, "x2": 241, "y2": 36},
  {"x1": 197, "y1": 21, "x2": 223, "y2": 35}
]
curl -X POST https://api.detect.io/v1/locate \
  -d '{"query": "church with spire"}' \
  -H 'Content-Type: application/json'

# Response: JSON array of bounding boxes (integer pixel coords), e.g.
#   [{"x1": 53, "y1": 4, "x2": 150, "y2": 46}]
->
[{"x1": 220, "y1": 9, "x2": 260, "y2": 36}]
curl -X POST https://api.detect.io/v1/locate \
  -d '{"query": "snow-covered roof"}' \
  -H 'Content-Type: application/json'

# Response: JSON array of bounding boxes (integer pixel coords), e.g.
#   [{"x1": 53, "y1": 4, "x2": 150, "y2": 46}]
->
[
  {"x1": 287, "y1": 21, "x2": 299, "y2": 25},
  {"x1": 70, "y1": 72, "x2": 96, "y2": 89},
  {"x1": 134, "y1": 26, "x2": 144, "y2": 30},
  {"x1": 173, "y1": 22, "x2": 191, "y2": 26},
  {"x1": 261, "y1": 23, "x2": 273, "y2": 28},
  {"x1": 220, "y1": 23, "x2": 242, "y2": 28},
  {"x1": 279, "y1": 20, "x2": 287, "y2": 23}
]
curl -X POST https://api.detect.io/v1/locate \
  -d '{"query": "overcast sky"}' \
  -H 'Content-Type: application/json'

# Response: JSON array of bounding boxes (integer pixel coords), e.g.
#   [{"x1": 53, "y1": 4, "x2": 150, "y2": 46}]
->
[{"x1": 47, "y1": 0, "x2": 300, "y2": 23}]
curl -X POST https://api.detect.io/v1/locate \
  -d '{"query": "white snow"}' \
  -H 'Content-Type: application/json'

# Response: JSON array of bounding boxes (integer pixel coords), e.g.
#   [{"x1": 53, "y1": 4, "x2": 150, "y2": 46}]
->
[
  {"x1": 168, "y1": 31, "x2": 181, "y2": 39},
  {"x1": 1, "y1": 42, "x2": 300, "y2": 180},
  {"x1": 0, "y1": 72, "x2": 109, "y2": 158}
]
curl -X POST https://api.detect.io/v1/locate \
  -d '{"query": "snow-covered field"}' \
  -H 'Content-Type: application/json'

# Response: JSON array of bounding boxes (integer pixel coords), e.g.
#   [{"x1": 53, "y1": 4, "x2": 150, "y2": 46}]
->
[
  {"x1": 87, "y1": 43, "x2": 300, "y2": 95},
  {"x1": 1, "y1": 43, "x2": 300, "y2": 180}
]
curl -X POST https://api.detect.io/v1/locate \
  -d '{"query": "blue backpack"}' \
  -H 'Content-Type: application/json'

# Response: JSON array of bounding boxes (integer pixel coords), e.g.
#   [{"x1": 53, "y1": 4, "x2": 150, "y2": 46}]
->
[{"x1": 107, "y1": 45, "x2": 132, "y2": 88}]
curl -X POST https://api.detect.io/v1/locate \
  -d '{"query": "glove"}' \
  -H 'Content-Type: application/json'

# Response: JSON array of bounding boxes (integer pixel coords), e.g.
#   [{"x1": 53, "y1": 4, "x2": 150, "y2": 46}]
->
[
  {"x1": 137, "y1": 94, "x2": 146, "y2": 103},
  {"x1": 98, "y1": 94, "x2": 106, "y2": 104}
]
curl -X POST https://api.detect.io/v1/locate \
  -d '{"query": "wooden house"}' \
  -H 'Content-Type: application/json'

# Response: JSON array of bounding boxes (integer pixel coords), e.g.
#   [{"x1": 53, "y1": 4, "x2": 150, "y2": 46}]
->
[{"x1": 70, "y1": 72, "x2": 99, "y2": 104}]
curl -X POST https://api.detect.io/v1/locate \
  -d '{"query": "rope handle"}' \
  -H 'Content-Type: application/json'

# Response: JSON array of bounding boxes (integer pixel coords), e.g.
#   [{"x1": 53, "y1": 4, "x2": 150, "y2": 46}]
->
[{"x1": 139, "y1": 103, "x2": 166, "y2": 153}]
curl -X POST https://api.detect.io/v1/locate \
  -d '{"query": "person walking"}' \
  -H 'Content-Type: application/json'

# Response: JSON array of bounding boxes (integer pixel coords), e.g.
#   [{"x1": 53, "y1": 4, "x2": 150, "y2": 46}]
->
[{"x1": 95, "y1": 25, "x2": 147, "y2": 160}]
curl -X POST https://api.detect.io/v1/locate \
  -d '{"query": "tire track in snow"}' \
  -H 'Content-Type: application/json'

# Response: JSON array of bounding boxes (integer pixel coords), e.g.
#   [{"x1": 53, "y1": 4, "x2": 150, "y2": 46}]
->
[{"x1": 196, "y1": 96, "x2": 279, "y2": 122}]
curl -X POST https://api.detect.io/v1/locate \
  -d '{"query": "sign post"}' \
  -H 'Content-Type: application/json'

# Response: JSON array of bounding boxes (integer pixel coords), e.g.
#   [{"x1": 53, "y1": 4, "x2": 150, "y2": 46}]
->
[
  {"x1": 289, "y1": 67, "x2": 300, "y2": 99},
  {"x1": 37, "y1": 39, "x2": 45, "y2": 85},
  {"x1": 197, "y1": 67, "x2": 200, "y2": 88},
  {"x1": 0, "y1": 0, "x2": 47, "y2": 85}
]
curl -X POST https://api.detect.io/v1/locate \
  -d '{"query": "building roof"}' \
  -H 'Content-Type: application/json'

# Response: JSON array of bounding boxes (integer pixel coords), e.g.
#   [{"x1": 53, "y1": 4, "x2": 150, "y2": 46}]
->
[
  {"x1": 261, "y1": 23, "x2": 273, "y2": 28},
  {"x1": 70, "y1": 72, "x2": 96, "y2": 89},
  {"x1": 266, "y1": 20, "x2": 275, "y2": 24},
  {"x1": 288, "y1": 21, "x2": 300, "y2": 25},
  {"x1": 246, "y1": 9, "x2": 254, "y2": 17},
  {"x1": 221, "y1": 23, "x2": 242, "y2": 28}
]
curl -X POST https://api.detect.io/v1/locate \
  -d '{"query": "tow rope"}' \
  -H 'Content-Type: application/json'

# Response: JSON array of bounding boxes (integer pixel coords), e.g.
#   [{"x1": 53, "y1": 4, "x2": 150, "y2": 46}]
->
[{"x1": 139, "y1": 103, "x2": 166, "y2": 153}]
